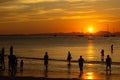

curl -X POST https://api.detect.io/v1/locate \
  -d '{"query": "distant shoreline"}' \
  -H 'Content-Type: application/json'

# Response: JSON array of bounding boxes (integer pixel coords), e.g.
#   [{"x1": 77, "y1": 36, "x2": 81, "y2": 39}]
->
[{"x1": 0, "y1": 31, "x2": 120, "y2": 36}]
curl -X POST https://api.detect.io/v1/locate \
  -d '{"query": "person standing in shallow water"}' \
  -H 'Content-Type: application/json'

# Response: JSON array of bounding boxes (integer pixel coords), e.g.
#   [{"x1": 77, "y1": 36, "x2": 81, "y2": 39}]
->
[
  {"x1": 111, "y1": 44, "x2": 113, "y2": 53},
  {"x1": 20, "y1": 60, "x2": 24, "y2": 72},
  {"x1": 78, "y1": 56, "x2": 85, "y2": 72},
  {"x1": 67, "y1": 51, "x2": 72, "y2": 65},
  {"x1": 101, "y1": 49, "x2": 104, "y2": 61},
  {"x1": 44, "y1": 52, "x2": 49, "y2": 71},
  {"x1": 106, "y1": 55, "x2": 112, "y2": 73}
]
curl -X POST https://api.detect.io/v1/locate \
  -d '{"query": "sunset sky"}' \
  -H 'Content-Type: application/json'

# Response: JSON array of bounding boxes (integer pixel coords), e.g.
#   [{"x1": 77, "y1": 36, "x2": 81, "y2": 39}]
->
[{"x1": 0, "y1": 0, "x2": 120, "y2": 34}]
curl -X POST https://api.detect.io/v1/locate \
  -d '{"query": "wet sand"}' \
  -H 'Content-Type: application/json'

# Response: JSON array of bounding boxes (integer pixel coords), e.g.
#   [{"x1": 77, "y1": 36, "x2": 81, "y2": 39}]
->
[
  {"x1": 0, "y1": 69, "x2": 120, "y2": 80},
  {"x1": 1, "y1": 58, "x2": 120, "y2": 80}
]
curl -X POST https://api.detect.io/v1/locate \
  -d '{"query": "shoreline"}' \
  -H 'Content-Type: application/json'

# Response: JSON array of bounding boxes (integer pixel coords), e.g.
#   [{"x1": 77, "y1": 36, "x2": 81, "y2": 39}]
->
[{"x1": 4, "y1": 55, "x2": 120, "y2": 65}]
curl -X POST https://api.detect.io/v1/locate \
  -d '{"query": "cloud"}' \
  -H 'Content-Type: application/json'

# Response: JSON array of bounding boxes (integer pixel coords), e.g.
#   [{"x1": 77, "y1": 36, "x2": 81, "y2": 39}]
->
[
  {"x1": 105, "y1": 8, "x2": 120, "y2": 11},
  {"x1": 0, "y1": 0, "x2": 120, "y2": 23},
  {"x1": 17, "y1": 0, "x2": 108, "y2": 3},
  {"x1": 18, "y1": 0, "x2": 57, "y2": 4}
]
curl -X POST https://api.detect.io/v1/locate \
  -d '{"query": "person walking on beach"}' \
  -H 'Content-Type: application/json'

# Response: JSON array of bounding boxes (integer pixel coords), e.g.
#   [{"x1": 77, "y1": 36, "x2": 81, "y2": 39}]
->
[
  {"x1": 44, "y1": 52, "x2": 49, "y2": 71},
  {"x1": 78, "y1": 56, "x2": 85, "y2": 72},
  {"x1": 20, "y1": 60, "x2": 24, "y2": 72},
  {"x1": 67, "y1": 51, "x2": 72, "y2": 65},
  {"x1": 111, "y1": 44, "x2": 113, "y2": 53},
  {"x1": 105, "y1": 55, "x2": 112, "y2": 72},
  {"x1": 101, "y1": 49, "x2": 104, "y2": 61}
]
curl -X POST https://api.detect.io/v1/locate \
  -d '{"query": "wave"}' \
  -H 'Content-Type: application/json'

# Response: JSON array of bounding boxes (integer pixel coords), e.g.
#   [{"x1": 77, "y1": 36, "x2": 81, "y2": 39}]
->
[{"x1": 5, "y1": 55, "x2": 120, "y2": 65}]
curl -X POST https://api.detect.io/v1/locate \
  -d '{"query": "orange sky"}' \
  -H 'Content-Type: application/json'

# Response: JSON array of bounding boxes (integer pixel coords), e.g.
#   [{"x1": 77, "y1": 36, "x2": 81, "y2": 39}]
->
[{"x1": 0, "y1": 0, "x2": 120, "y2": 34}]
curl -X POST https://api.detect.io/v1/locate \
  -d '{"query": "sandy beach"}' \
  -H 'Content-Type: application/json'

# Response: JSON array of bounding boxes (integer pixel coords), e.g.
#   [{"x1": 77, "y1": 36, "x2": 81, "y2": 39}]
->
[
  {"x1": 0, "y1": 58, "x2": 120, "y2": 80},
  {"x1": 0, "y1": 56, "x2": 120, "y2": 80}
]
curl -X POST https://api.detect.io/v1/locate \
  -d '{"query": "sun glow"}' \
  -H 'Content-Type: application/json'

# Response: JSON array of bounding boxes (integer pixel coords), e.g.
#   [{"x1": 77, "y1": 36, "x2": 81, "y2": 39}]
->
[{"x1": 88, "y1": 27, "x2": 93, "y2": 33}]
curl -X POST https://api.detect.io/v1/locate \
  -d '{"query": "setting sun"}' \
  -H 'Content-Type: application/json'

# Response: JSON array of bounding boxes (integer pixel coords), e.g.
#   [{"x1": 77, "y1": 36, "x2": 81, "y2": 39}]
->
[{"x1": 88, "y1": 27, "x2": 93, "y2": 33}]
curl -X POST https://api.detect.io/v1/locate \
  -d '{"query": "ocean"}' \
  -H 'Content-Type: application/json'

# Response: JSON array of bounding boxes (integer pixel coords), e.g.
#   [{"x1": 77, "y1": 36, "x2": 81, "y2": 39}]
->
[{"x1": 0, "y1": 35, "x2": 120, "y2": 74}]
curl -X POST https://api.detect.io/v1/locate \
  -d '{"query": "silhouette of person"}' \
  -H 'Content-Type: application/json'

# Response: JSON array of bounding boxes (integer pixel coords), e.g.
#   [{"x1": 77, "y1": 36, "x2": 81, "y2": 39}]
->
[
  {"x1": 8, "y1": 54, "x2": 17, "y2": 73},
  {"x1": 20, "y1": 60, "x2": 24, "y2": 72},
  {"x1": 106, "y1": 55, "x2": 112, "y2": 72},
  {"x1": 111, "y1": 44, "x2": 113, "y2": 53},
  {"x1": 78, "y1": 56, "x2": 84, "y2": 72},
  {"x1": 8, "y1": 46, "x2": 17, "y2": 73},
  {"x1": 8, "y1": 46, "x2": 13, "y2": 71},
  {"x1": 67, "y1": 51, "x2": 72, "y2": 65},
  {"x1": 0, "y1": 53, "x2": 2, "y2": 70},
  {"x1": 10, "y1": 46, "x2": 13, "y2": 55},
  {"x1": 15, "y1": 57, "x2": 18, "y2": 71},
  {"x1": 101, "y1": 49, "x2": 104, "y2": 61},
  {"x1": 44, "y1": 52, "x2": 49, "y2": 71},
  {"x1": 0, "y1": 48, "x2": 5, "y2": 71}
]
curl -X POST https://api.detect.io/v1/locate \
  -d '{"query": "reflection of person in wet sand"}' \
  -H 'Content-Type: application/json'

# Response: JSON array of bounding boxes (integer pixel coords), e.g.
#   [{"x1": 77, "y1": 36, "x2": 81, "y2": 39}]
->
[
  {"x1": 44, "y1": 52, "x2": 49, "y2": 72},
  {"x1": 67, "y1": 63, "x2": 71, "y2": 73},
  {"x1": 105, "y1": 55, "x2": 112, "y2": 73}
]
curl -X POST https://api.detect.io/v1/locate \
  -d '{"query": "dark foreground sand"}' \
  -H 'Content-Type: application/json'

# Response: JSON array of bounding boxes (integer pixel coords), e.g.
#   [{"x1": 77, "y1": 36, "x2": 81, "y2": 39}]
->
[
  {"x1": 0, "y1": 76, "x2": 80, "y2": 80},
  {"x1": 0, "y1": 71, "x2": 120, "y2": 80},
  {"x1": 0, "y1": 75, "x2": 120, "y2": 80}
]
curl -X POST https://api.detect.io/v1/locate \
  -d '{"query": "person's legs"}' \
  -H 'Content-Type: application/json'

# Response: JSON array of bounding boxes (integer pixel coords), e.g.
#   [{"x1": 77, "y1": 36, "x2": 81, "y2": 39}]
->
[
  {"x1": 109, "y1": 65, "x2": 111, "y2": 72},
  {"x1": 45, "y1": 64, "x2": 48, "y2": 71},
  {"x1": 79, "y1": 66, "x2": 83, "y2": 72},
  {"x1": 106, "y1": 65, "x2": 108, "y2": 71},
  {"x1": 8, "y1": 62, "x2": 10, "y2": 71},
  {"x1": 80, "y1": 67, "x2": 83, "y2": 71}
]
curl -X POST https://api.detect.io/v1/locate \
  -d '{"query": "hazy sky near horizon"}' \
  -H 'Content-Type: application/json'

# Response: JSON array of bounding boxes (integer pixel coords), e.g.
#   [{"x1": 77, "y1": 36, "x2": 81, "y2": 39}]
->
[{"x1": 0, "y1": 0, "x2": 120, "y2": 34}]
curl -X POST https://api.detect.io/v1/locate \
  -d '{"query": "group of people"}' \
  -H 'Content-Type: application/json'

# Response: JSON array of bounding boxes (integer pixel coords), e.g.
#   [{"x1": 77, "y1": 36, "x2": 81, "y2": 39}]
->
[
  {"x1": 8, "y1": 46, "x2": 24, "y2": 73},
  {"x1": 100, "y1": 44, "x2": 113, "y2": 73},
  {"x1": 66, "y1": 52, "x2": 84, "y2": 72},
  {"x1": 101, "y1": 44, "x2": 113, "y2": 62},
  {"x1": 44, "y1": 51, "x2": 112, "y2": 73},
  {"x1": 67, "y1": 51, "x2": 112, "y2": 73},
  {"x1": 0, "y1": 45, "x2": 113, "y2": 74},
  {"x1": 0, "y1": 46, "x2": 24, "y2": 73}
]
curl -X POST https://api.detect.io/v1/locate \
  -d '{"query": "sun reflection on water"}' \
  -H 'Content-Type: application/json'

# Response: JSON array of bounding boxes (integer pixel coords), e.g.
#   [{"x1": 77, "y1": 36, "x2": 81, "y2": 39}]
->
[
  {"x1": 86, "y1": 72, "x2": 93, "y2": 79},
  {"x1": 87, "y1": 40, "x2": 95, "y2": 60},
  {"x1": 80, "y1": 72, "x2": 99, "y2": 79}
]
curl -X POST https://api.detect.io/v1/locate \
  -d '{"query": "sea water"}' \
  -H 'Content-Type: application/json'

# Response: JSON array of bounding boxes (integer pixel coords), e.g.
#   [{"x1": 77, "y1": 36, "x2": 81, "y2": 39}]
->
[{"x1": 0, "y1": 35, "x2": 120, "y2": 74}]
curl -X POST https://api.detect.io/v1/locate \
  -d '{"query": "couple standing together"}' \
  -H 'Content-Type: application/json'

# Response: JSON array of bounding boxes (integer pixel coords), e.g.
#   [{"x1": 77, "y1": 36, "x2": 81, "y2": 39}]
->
[{"x1": 67, "y1": 51, "x2": 84, "y2": 72}]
